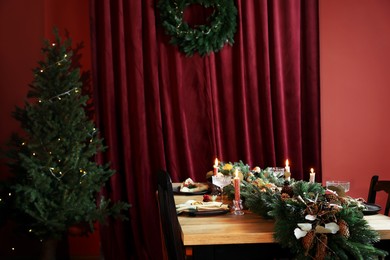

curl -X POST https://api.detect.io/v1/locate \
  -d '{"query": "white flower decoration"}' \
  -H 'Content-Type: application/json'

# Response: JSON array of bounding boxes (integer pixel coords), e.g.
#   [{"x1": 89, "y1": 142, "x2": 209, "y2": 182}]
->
[
  {"x1": 297, "y1": 223, "x2": 312, "y2": 231},
  {"x1": 315, "y1": 222, "x2": 339, "y2": 234},
  {"x1": 294, "y1": 223, "x2": 313, "y2": 239},
  {"x1": 325, "y1": 222, "x2": 340, "y2": 234},
  {"x1": 305, "y1": 214, "x2": 317, "y2": 221},
  {"x1": 294, "y1": 228, "x2": 308, "y2": 239}
]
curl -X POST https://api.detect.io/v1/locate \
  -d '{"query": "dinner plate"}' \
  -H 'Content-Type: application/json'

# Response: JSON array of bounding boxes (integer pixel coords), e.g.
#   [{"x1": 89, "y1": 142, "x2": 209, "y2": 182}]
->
[
  {"x1": 362, "y1": 203, "x2": 381, "y2": 215},
  {"x1": 173, "y1": 184, "x2": 209, "y2": 195},
  {"x1": 187, "y1": 208, "x2": 230, "y2": 216}
]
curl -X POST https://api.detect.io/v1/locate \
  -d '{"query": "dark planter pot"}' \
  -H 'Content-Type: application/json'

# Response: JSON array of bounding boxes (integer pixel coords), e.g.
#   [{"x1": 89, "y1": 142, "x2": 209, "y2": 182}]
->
[
  {"x1": 41, "y1": 238, "x2": 58, "y2": 260},
  {"x1": 40, "y1": 236, "x2": 69, "y2": 260}
]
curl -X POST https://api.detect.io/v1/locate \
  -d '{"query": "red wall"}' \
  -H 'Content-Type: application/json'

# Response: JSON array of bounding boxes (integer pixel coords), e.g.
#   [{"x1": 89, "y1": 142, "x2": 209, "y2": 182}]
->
[{"x1": 320, "y1": 0, "x2": 390, "y2": 209}]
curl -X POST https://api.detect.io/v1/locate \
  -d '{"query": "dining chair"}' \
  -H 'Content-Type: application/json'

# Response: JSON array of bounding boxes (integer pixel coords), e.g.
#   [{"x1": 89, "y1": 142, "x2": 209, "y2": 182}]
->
[
  {"x1": 367, "y1": 175, "x2": 390, "y2": 215},
  {"x1": 157, "y1": 170, "x2": 189, "y2": 260}
]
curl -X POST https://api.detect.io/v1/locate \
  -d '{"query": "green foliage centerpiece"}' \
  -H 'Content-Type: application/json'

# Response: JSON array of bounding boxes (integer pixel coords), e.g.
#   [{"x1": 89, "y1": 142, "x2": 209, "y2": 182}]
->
[
  {"x1": 2, "y1": 29, "x2": 130, "y2": 241},
  {"x1": 214, "y1": 161, "x2": 388, "y2": 259}
]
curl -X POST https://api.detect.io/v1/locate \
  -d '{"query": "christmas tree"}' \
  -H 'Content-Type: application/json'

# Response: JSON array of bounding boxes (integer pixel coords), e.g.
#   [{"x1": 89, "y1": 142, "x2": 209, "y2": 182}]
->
[{"x1": 3, "y1": 29, "x2": 129, "y2": 240}]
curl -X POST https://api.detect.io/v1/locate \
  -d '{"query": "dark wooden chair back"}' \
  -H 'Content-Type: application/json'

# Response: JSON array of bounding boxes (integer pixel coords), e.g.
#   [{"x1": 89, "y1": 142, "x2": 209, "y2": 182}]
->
[
  {"x1": 157, "y1": 170, "x2": 186, "y2": 260},
  {"x1": 367, "y1": 175, "x2": 390, "y2": 215}
]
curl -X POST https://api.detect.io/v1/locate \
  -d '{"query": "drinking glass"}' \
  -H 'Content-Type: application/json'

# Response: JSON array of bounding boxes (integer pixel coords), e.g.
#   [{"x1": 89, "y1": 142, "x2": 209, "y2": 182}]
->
[
  {"x1": 212, "y1": 175, "x2": 232, "y2": 203},
  {"x1": 267, "y1": 167, "x2": 285, "y2": 178},
  {"x1": 326, "y1": 181, "x2": 350, "y2": 194}
]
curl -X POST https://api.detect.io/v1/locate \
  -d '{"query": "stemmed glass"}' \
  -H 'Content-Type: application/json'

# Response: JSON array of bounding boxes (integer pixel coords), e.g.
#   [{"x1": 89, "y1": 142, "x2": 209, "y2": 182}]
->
[{"x1": 212, "y1": 175, "x2": 232, "y2": 203}]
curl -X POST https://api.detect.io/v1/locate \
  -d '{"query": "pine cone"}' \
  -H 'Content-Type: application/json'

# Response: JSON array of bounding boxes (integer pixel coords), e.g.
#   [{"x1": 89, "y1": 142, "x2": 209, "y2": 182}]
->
[
  {"x1": 302, "y1": 230, "x2": 315, "y2": 255},
  {"x1": 315, "y1": 234, "x2": 328, "y2": 260},
  {"x1": 338, "y1": 196, "x2": 348, "y2": 205},
  {"x1": 281, "y1": 193, "x2": 290, "y2": 200},
  {"x1": 281, "y1": 182, "x2": 294, "y2": 197},
  {"x1": 325, "y1": 193, "x2": 339, "y2": 202},
  {"x1": 338, "y1": 219, "x2": 350, "y2": 238},
  {"x1": 305, "y1": 202, "x2": 319, "y2": 215}
]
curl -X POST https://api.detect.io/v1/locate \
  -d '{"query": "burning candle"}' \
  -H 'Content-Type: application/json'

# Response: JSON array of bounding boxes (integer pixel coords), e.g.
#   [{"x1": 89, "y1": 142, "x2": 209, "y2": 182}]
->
[
  {"x1": 234, "y1": 169, "x2": 240, "y2": 202},
  {"x1": 213, "y1": 158, "x2": 219, "y2": 176},
  {"x1": 285, "y1": 159, "x2": 290, "y2": 172},
  {"x1": 285, "y1": 159, "x2": 291, "y2": 181},
  {"x1": 309, "y1": 168, "x2": 315, "y2": 183}
]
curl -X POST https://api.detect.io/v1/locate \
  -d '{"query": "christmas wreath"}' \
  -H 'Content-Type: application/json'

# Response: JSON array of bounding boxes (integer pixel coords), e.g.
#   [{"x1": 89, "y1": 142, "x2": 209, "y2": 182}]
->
[{"x1": 157, "y1": 0, "x2": 237, "y2": 56}]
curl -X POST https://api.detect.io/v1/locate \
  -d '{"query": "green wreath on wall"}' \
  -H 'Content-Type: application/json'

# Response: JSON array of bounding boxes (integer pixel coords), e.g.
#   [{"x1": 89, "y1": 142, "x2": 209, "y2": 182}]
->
[{"x1": 157, "y1": 0, "x2": 238, "y2": 56}]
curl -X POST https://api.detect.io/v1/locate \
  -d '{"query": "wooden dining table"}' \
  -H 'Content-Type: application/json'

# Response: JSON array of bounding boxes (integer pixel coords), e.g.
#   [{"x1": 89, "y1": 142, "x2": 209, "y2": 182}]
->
[{"x1": 173, "y1": 186, "x2": 390, "y2": 248}]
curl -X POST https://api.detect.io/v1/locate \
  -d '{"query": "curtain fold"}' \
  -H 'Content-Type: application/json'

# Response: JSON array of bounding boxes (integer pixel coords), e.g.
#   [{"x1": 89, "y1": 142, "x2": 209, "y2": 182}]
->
[{"x1": 90, "y1": 0, "x2": 320, "y2": 259}]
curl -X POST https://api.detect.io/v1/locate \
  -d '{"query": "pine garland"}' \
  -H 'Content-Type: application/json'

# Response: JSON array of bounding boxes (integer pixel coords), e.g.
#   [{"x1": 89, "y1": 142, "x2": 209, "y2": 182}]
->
[
  {"x1": 210, "y1": 161, "x2": 387, "y2": 259},
  {"x1": 157, "y1": 0, "x2": 237, "y2": 56},
  {"x1": 244, "y1": 180, "x2": 388, "y2": 259}
]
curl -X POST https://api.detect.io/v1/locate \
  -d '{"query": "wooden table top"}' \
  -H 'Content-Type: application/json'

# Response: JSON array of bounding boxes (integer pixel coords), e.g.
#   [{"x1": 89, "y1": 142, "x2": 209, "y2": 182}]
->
[{"x1": 174, "y1": 192, "x2": 390, "y2": 246}]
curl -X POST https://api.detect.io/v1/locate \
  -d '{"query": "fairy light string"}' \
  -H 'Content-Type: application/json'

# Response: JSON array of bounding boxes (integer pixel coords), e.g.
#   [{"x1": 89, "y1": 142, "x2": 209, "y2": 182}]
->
[
  {"x1": 19, "y1": 125, "x2": 95, "y2": 182},
  {"x1": 37, "y1": 42, "x2": 68, "y2": 73}
]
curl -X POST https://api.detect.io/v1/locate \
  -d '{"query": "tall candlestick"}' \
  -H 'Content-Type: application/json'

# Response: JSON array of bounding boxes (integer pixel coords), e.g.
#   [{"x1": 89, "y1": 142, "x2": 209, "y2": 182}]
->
[
  {"x1": 309, "y1": 168, "x2": 315, "y2": 183},
  {"x1": 233, "y1": 169, "x2": 244, "y2": 215},
  {"x1": 285, "y1": 159, "x2": 291, "y2": 181},
  {"x1": 213, "y1": 158, "x2": 219, "y2": 176},
  {"x1": 234, "y1": 169, "x2": 240, "y2": 202}
]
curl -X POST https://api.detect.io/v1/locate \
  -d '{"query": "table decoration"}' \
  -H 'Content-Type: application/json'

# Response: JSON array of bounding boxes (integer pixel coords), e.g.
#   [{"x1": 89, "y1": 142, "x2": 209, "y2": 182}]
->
[
  {"x1": 214, "y1": 160, "x2": 388, "y2": 259},
  {"x1": 175, "y1": 178, "x2": 209, "y2": 194},
  {"x1": 233, "y1": 169, "x2": 244, "y2": 215},
  {"x1": 176, "y1": 200, "x2": 229, "y2": 215},
  {"x1": 326, "y1": 180, "x2": 350, "y2": 194},
  {"x1": 232, "y1": 199, "x2": 244, "y2": 215},
  {"x1": 362, "y1": 203, "x2": 382, "y2": 215},
  {"x1": 309, "y1": 168, "x2": 315, "y2": 183},
  {"x1": 285, "y1": 159, "x2": 291, "y2": 181},
  {"x1": 212, "y1": 174, "x2": 232, "y2": 203},
  {"x1": 213, "y1": 158, "x2": 219, "y2": 175},
  {"x1": 234, "y1": 169, "x2": 241, "y2": 201}
]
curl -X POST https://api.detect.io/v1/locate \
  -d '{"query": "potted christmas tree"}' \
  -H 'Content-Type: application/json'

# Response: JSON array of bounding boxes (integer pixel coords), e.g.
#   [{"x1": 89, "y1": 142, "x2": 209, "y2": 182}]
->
[{"x1": 2, "y1": 29, "x2": 129, "y2": 259}]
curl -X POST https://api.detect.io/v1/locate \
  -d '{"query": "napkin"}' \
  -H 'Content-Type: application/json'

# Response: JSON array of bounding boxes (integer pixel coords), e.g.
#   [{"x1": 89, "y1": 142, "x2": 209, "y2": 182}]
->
[{"x1": 176, "y1": 200, "x2": 229, "y2": 214}]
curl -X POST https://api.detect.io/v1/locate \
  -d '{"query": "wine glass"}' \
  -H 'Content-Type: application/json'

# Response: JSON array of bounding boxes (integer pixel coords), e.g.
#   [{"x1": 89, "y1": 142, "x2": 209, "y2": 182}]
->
[{"x1": 212, "y1": 175, "x2": 232, "y2": 203}]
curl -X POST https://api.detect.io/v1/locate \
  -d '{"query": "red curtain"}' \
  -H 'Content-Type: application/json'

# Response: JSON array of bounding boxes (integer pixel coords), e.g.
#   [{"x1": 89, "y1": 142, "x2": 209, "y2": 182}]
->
[{"x1": 89, "y1": 0, "x2": 320, "y2": 259}]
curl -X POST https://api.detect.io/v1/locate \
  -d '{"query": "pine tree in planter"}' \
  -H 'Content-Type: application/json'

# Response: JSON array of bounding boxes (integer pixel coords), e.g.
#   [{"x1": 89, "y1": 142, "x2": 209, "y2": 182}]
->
[{"x1": 4, "y1": 30, "x2": 129, "y2": 243}]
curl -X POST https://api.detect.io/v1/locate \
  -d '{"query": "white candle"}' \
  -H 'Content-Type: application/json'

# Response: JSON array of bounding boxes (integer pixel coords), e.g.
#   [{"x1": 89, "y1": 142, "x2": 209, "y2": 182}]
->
[
  {"x1": 285, "y1": 159, "x2": 291, "y2": 181},
  {"x1": 213, "y1": 158, "x2": 218, "y2": 176},
  {"x1": 285, "y1": 159, "x2": 290, "y2": 172},
  {"x1": 309, "y1": 168, "x2": 315, "y2": 183},
  {"x1": 234, "y1": 169, "x2": 240, "y2": 201}
]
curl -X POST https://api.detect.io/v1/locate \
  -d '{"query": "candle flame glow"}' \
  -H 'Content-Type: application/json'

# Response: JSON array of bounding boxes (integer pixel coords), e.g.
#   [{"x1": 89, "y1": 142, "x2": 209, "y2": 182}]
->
[
  {"x1": 214, "y1": 158, "x2": 218, "y2": 167},
  {"x1": 310, "y1": 168, "x2": 314, "y2": 173}
]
